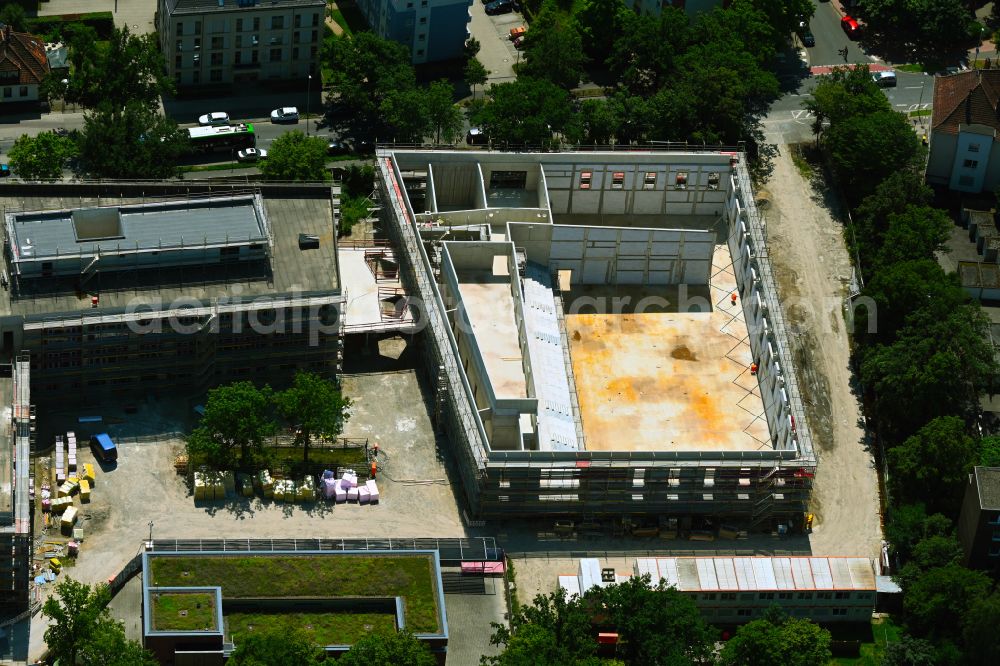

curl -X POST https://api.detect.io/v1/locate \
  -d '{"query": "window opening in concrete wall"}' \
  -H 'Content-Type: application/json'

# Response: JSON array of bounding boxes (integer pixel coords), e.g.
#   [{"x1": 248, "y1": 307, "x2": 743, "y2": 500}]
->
[
  {"x1": 579, "y1": 171, "x2": 592, "y2": 189},
  {"x1": 708, "y1": 172, "x2": 720, "y2": 189},
  {"x1": 490, "y1": 171, "x2": 527, "y2": 189},
  {"x1": 611, "y1": 172, "x2": 624, "y2": 189},
  {"x1": 643, "y1": 172, "x2": 656, "y2": 189},
  {"x1": 675, "y1": 172, "x2": 688, "y2": 189}
]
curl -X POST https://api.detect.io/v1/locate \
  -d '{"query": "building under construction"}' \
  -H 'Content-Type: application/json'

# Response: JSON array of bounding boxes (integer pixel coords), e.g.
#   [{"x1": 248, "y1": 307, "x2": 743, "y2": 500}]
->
[
  {"x1": 0, "y1": 354, "x2": 32, "y2": 612},
  {"x1": 0, "y1": 183, "x2": 345, "y2": 405},
  {"x1": 376, "y1": 148, "x2": 816, "y2": 530}
]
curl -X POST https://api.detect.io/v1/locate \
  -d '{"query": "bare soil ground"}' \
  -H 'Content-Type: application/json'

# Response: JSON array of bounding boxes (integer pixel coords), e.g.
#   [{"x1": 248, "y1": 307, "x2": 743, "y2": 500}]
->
[{"x1": 764, "y1": 146, "x2": 883, "y2": 558}]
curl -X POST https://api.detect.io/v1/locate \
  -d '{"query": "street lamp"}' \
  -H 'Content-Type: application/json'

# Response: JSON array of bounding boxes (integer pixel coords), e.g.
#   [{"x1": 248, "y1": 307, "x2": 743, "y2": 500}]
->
[{"x1": 306, "y1": 73, "x2": 312, "y2": 137}]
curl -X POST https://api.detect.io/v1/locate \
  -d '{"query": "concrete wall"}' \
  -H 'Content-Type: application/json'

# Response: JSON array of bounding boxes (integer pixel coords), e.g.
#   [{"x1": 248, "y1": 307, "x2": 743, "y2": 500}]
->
[
  {"x1": 927, "y1": 131, "x2": 958, "y2": 186},
  {"x1": 508, "y1": 222, "x2": 714, "y2": 286},
  {"x1": 0, "y1": 83, "x2": 39, "y2": 103},
  {"x1": 949, "y1": 125, "x2": 995, "y2": 192},
  {"x1": 432, "y1": 163, "x2": 482, "y2": 211}
]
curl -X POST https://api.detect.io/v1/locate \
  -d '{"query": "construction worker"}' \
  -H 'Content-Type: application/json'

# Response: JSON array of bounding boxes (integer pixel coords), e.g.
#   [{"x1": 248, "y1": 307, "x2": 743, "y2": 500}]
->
[
  {"x1": 730, "y1": 292, "x2": 737, "y2": 306},
  {"x1": 370, "y1": 461, "x2": 377, "y2": 480},
  {"x1": 750, "y1": 362, "x2": 758, "y2": 375}
]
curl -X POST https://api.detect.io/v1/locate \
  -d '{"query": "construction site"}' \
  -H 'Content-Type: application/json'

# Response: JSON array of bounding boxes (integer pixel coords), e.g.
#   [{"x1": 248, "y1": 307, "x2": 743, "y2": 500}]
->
[{"x1": 375, "y1": 148, "x2": 817, "y2": 533}]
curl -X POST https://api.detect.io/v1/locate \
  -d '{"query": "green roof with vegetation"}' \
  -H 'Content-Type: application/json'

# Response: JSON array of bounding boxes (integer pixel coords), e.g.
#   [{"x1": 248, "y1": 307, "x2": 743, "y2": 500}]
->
[
  {"x1": 227, "y1": 610, "x2": 397, "y2": 646},
  {"x1": 151, "y1": 592, "x2": 218, "y2": 632},
  {"x1": 149, "y1": 554, "x2": 440, "y2": 633}
]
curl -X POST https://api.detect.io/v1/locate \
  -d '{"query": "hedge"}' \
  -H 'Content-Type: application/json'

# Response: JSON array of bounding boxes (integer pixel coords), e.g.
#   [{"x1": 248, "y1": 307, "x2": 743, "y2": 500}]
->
[{"x1": 26, "y1": 11, "x2": 114, "y2": 41}]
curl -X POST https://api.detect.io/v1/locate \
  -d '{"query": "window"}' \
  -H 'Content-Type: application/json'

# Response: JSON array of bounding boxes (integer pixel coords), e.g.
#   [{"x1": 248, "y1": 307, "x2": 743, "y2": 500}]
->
[
  {"x1": 235, "y1": 52, "x2": 242, "y2": 65},
  {"x1": 211, "y1": 53, "x2": 223, "y2": 66},
  {"x1": 989, "y1": 544, "x2": 1000, "y2": 557},
  {"x1": 758, "y1": 592, "x2": 774, "y2": 600},
  {"x1": 418, "y1": 33, "x2": 426, "y2": 42},
  {"x1": 643, "y1": 172, "x2": 656, "y2": 189},
  {"x1": 416, "y1": 49, "x2": 425, "y2": 56},
  {"x1": 177, "y1": 23, "x2": 184, "y2": 36},
  {"x1": 580, "y1": 172, "x2": 592, "y2": 189},
  {"x1": 611, "y1": 171, "x2": 625, "y2": 189},
  {"x1": 816, "y1": 591, "x2": 832, "y2": 600},
  {"x1": 237, "y1": 18, "x2": 243, "y2": 32},
  {"x1": 3, "y1": 87, "x2": 11, "y2": 98},
  {"x1": 964, "y1": 159, "x2": 979, "y2": 169},
  {"x1": 294, "y1": 31, "x2": 300, "y2": 43},
  {"x1": 420, "y1": 17, "x2": 427, "y2": 24},
  {"x1": 702, "y1": 593, "x2": 716, "y2": 601},
  {"x1": 194, "y1": 21, "x2": 201, "y2": 33},
  {"x1": 737, "y1": 609, "x2": 752, "y2": 617},
  {"x1": 708, "y1": 172, "x2": 720, "y2": 189},
  {"x1": 236, "y1": 35, "x2": 243, "y2": 48},
  {"x1": 857, "y1": 592, "x2": 873, "y2": 600},
  {"x1": 252, "y1": 50, "x2": 259, "y2": 64},
  {"x1": 270, "y1": 48, "x2": 282, "y2": 62},
  {"x1": 294, "y1": 14, "x2": 302, "y2": 28},
  {"x1": 176, "y1": 39, "x2": 183, "y2": 52},
  {"x1": 211, "y1": 36, "x2": 223, "y2": 49},
  {"x1": 194, "y1": 38, "x2": 201, "y2": 50},
  {"x1": 253, "y1": 17, "x2": 260, "y2": 30},
  {"x1": 192, "y1": 70, "x2": 200, "y2": 84},
  {"x1": 312, "y1": 30, "x2": 318, "y2": 42},
  {"x1": 675, "y1": 171, "x2": 688, "y2": 188},
  {"x1": 778, "y1": 592, "x2": 792, "y2": 600},
  {"x1": 835, "y1": 592, "x2": 850, "y2": 600},
  {"x1": 407, "y1": 1, "x2": 413, "y2": 6},
  {"x1": 292, "y1": 47, "x2": 299, "y2": 59},
  {"x1": 210, "y1": 69, "x2": 223, "y2": 82},
  {"x1": 969, "y1": 143, "x2": 981, "y2": 153},
  {"x1": 311, "y1": 46, "x2": 317, "y2": 58},
  {"x1": 832, "y1": 608, "x2": 848, "y2": 616},
  {"x1": 271, "y1": 16, "x2": 285, "y2": 29},
  {"x1": 720, "y1": 592, "x2": 736, "y2": 600},
  {"x1": 797, "y1": 592, "x2": 813, "y2": 600},
  {"x1": 312, "y1": 13, "x2": 320, "y2": 27},
  {"x1": 175, "y1": 54, "x2": 182, "y2": 68}
]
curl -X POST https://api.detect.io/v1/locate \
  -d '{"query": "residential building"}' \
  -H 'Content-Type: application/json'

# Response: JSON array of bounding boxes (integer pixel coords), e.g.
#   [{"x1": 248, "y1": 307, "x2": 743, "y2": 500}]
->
[
  {"x1": 376, "y1": 147, "x2": 816, "y2": 530},
  {"x1": 957, "y1": 466, "x2": 1000, "y2": 570},
  {"x1": 926, "y1": 70, "x2": 1000, "y2": 194},
  {"x1": 156, "y1": 0, "x2": 325, "y2": 87},
  {"x1": 0, "y1": 183, "x2": 345, "y2": 406},
  {"x1": 0, "y1": 24, "x2": 49, "y2": 104},
  {"x1": 355, "y1": 0, "x2": 472, "y2": 64},
  {"x1": 559, "y1": 557, "x2": 877, "y2": 624}
]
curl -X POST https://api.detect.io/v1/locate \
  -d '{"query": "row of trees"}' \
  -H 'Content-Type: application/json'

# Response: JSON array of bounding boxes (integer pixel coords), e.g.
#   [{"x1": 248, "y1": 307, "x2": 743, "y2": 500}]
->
[
  {"x1": 806, "y1": 66, "x2": 1000, "y2": 664},
  {"x1": 856, "y1": 0, "x2": 983, "y2": 62},
  {"x1": 483, "y1": 575, "x2": 832, "y2": 665},
  {"x1": 186, "y1": 372, "x2": 351, "y2": 469}
]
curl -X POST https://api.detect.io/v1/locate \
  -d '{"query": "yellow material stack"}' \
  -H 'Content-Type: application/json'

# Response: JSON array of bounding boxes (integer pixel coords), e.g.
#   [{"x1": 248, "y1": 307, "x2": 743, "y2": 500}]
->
[
  {"x1": 61, "y1": 505, "x2": 78, "y2": 529},
  {"x1": 82, "y1": 463, "x2": 95, "y2": 486},
  {"x1": 79, "y1": 479, "x2": 91, "y2": 503},
  {"x1": 50, "y1": 497, "x2": 73, "y2": 513},
  {"x1": 240, "y1": 477, "x2": 254, "y2": 497},
  {"x1": 257, "y1": 470, "x2": 274, "y2": 498}
]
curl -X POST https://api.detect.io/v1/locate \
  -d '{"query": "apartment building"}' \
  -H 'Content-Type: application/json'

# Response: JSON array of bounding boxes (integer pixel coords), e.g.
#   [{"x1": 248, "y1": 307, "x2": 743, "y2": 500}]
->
[
  {"x1": 958, "y1": 466, "x2": 1000, "y2": 571},
  {"x1": 156, "y1": 0, "x2": 325, "y2": 87},
  {"x1": 355, "y1": 0, "x2": 472, "y2": 64}
]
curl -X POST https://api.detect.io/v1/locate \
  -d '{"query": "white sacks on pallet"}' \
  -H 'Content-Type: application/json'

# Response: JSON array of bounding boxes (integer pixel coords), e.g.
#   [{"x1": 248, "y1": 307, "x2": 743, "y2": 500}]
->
[
  {"x1": 322, "y1": 478, "x2": 338, "y2": 499},
  {"x1": 340, "y1": 470, "x2": 358, "y2": 488},
  {"x1": 358, "y1": 486, "x2": 370, "y2": 504},
  {"x1": 334, "y1": 480, "x2": 347, "y2": 503},
  {"x1": 366, "y1": 480, "x2": 379, "y2": 503}
]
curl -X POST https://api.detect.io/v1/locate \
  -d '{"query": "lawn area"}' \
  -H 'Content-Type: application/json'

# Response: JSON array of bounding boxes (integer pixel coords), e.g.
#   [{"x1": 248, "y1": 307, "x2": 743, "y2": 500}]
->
[
  {"x1": 228, "y1": 611, "x2": 396, "y2": 645},
  {"x1": 833, "y1": 617, "x2": 903, "y2": 665},
  {"x1": 895, "y1": 63, "x2": 925, "y2": 73},
  {"x1": 150, "y1": 554, "x2": 440, "y2": 633},
  {"x1": 151, "y1": 592, "x2": 218, "y2": 632},
  {"x1": 329, "y1": 2, "x2": 370, "y2": 36}
]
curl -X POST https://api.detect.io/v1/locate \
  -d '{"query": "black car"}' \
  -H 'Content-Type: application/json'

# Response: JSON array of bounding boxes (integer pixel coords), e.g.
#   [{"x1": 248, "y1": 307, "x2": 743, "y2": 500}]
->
[
  {"x1": 800, "y1": 28, "x2": 815, "y2": 47},
  {"x1": 485, "y1": 0, "x2": 514, "y2": 15},
  {"x1": 327, "y1": 139, "x2": 348, "y2": 155}
]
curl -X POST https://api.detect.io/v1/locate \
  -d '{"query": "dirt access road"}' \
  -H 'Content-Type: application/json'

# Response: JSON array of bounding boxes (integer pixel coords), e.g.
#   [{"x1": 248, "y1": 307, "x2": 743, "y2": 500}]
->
[{"x1": 763, "y1": 147, "x2": 883, "y2": 559}]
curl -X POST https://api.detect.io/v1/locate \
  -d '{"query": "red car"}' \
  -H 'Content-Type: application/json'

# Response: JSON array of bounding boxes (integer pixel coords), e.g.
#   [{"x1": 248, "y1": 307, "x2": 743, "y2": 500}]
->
[{"x1": 841, "y1": 16, "x2": 861, "y2": 39}]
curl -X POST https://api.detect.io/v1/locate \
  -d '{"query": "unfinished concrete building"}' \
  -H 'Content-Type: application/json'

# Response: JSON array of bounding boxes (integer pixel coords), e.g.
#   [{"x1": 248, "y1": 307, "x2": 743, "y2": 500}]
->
[
  {"x1": 376, "y1": 149, "x2": 816, "y2": 530},
  {"x1": 0, "y1": 354, "x2": 32, "y2": 612},
  {"x1": 0, "y1": 184, "x2": 344, "y2": 405}
]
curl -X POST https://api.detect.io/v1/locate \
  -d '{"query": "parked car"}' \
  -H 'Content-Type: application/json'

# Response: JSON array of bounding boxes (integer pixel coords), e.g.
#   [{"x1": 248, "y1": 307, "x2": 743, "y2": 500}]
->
[
  {"x1": 90, "y1": 433, "x2": 118, "y2": 463},
  {"x1": 270, "y1": 106, "x2": 300, "y2": 122},
  {"x1": 841, "y1": 16, "x2": 861, "y2": 39},
  {"x1": 485, "y1": 0, "x2": 514, "y2": 15},
  {"x1": 466, "y1": 127, "x2": 488, "y2": 145},
  {"x1": 236, "y1": 148, "x2": 268, "y2": 162},
  {"x1": 509, "y1": 25, "x2": 526, "y2": 40},
  {"x1": 198, "y1": 111, "x2": 230, "y2": 126},
  {"x1": 799, "y1": 27, "x2": 815, "y2": 47},
  {"x1": 327, "y1": 139, "x2": 348, "y2": 155},
  {"x1": 0, "y1": 164, "x2": 10, "y2": 178},
  {"x1": 872, "y1": 70, "x2": 897, "y2": 87}
]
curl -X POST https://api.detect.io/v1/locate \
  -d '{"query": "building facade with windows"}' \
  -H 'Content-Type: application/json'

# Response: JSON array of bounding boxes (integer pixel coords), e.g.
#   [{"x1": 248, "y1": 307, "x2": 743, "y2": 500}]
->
[
  {"x1": 355, "y1": 0, "x2": 472, "y2": 65},
  {"x1": 926, "y1": 70, "x2": 1000, "y2": 194},
  {"x1": 958, "y1": 466, "x2": 1000, "y2": 571},
  {"x1": 156, "y1": 0, "x2": 325, "y2": 87},
  {"x1": 0, "y1": 24, "x2": 50, "y2": 104}
]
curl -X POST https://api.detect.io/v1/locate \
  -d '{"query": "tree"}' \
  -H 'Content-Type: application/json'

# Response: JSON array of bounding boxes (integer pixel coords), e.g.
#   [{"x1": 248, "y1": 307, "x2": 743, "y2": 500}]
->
[
  {"x1": 980, "y1": 435, "x2": 1000, "y2": 466},
  {"x1": 79, "y1": 619, "x2": 158, "y2": 666},
  {"x1": 805, "y1": 65, "x2": 889, "y2": 145},
  {"x1": 338, "y1": 631, "x2": 436, "y2": 666},
  {"x1": 858, "y1": 0, "x2": 979, "y2": 59},
  {"x1": 517, "y1": 0, "x2": 586, "y2": 90},
  {"x1": 718, "y1": 611, "x2": 831, "y2": 666},
  {"x1": 228, "y1": 628, "x2": 323, "y2": 666},
  {"x1": 471, "y1": 77, "x2": 573, "y2": 147},
  {"x1": 853, "y1": 170, "x2": 934, "y2": 269},
  {"x1": 325, "y1": 31, "x2": 416, "y2": 137},
  {"x1": 900, "y1": 563, "x2": 992, "y2": 640},
  {"x1": 0, "y1": 3, "x2": 27, "y2": 32},
  {"x1": 608, "y1": 9, "x2": 689, "y2": 97},
  {"x1": 424, "y1": 80, "x2": 463, "y2": 145},
  {"x1": 824, "y1": 110, "x2": 923, "y2": 205},
  {"x1": 873, "y1": 205, "x2": 952, "y2": 269},
  {"x1": 8, "y1": 131, "x2": 77, "y2": 180},
  {"x1": 881, "y1": 634, "x2": 939, "y2": 666},
  {"x1": 43, "y1": 578, "x2": 113, "y2": 666},
  {"x1": 595, "y1": 575, "x2": 716, "y2": 665},
  {"x1": 78, "y1": 101, "x2": 187, "y2": 179},
  {"x1": 962, "y1": 592, "x2": 1000, "y2": 665},
  {"x1": 62, "y1": 25, "x2": 173, "y2": 111},
  {"x1": 275, "y1": 371, "x2": 351, "y2": 463},
  {"x1": 259, "y1": 131, "x2": 330, "y2": 181},
  {"x1": 577, "y1": 98, "x2": 620, "y2": 145},
  {"x1": 187, "y1": 381, "x2": 277, "y2": 468},
  {"x1": 576, "y1": 0, "x2": 627, "y2": 62},
  {"x1": 884, "y1": 503, "x2": 953, "y2": 563},
  {"x1": 695, "y1": 0, "x2": 783, "y2": 64},
  {"x1": 861, "y1": 303, "x2": 996, "y2": 439},
  {"x1": 464, "y1": 57, "x2": 489, "y2": 98},
  {"x1": 484, "y1": 589, "x2": 600, "y2": 666},
  {"x1": 886, "y1": 416, "x2": 979, "y2": 512}
]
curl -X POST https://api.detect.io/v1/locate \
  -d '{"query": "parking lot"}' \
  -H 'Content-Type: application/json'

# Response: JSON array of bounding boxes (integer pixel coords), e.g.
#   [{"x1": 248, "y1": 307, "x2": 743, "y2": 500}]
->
[{"x1": 469, "y1": 0, "x2": 525, "y2": 87}]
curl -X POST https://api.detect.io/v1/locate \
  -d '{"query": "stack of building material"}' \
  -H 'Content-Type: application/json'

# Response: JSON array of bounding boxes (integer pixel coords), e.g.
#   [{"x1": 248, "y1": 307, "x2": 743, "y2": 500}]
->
[
  {"x1": 358, "y1": 485, "x2": 370, "y2": 504},
  {"x1": 193, "y1": 472, "x2": 227, "y2": 500},
  {"x1": 193, "y1": 473, "x2": 208, "y2": 500},
  {"x1": 73, "y1": 527, "x2": 83, "y2": 541},
  {"x1": 67, "y1": 432, "x2": 77, "y2": 472},
  {"x1": 334, "y1": 480, "x2": 347, "y2": 503},
  {"x1": 55, "y1": 436, "x2": 65, "y2": 482},
  {"x1": 558, "y1": 575, "x2": 581, "y2": 601},
  {"x1": 79, "y1": 480, "x2": 91, "y2": 503},
  {"x1": 58, "y1": 479, "x2": 78, "y2": 498},
  {"x1": 240, "y1": 477, "x2": 254, "y2": 497},
  {"x1": 67, "y1": 541, "x2": 79, "y2": 556},
  {"x1": 347, "y1": 486, "x2": 359, "y2": 502},
  {"x1": 50, "y1": 496, "x2": 73, "y2": 514},
  {"x1": 82, "y1": 463, "x2": 95, "y2": 486},
  {"x1": 222, "y1": 472, "x2": 236, "y2": 498},
  {"x1": 366, "y1": 480, "x2": 379, "y2": 503},
  {"x1": 256, "y1": 470, "x2": 274, "y2": 498},
  {"x1": 340, "y1": 470, "x2": 358, "y2": 488},
  {"x1": 297, "y1": 477, "x2": 315, "y2": 502},
  {"x1": 41, "y1": 498, "x2": 51, "y2": 512},
  {"x1": 61, "y1": 506, "x2": 78, "y2": 529},
  {"x1": 322, "y1": 477, "x2": 338, "y2": 499},
  {"x1": 578, "y1": 559, "x2": 609, "y2": 595}
]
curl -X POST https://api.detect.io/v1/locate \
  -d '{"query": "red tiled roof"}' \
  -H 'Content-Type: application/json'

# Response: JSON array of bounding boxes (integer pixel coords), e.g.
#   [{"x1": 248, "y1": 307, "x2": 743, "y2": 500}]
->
[
  {"x1": 932, "y1": 69, "x2": 1000, "y2": 135},
  {"x1": 0, "y1": 25, "x2": 50, "y2": 86}
]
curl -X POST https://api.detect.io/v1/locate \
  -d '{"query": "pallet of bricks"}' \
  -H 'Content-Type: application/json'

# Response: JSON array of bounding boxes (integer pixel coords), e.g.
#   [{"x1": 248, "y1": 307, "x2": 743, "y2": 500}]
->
[
  {"x1": 54, "y1": 435, "x2": 65, "y2": 483},
  {"x1": 67, "y1": 431, "x2": 77, "y2": 475}
]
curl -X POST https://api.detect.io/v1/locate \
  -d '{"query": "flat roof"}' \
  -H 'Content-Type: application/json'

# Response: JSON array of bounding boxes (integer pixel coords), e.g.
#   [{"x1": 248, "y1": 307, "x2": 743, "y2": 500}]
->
[
  {"x1": 7, "y1": 196, "x2": 268, "y2": 264},
  {"x1": 0, "y1": 192, "x2": 339, "y2": 321},
  {"x1": 631, "y1": 557, "x2": 876, "y2": 592},
  {"x1": 565, "y1": 244, "x2": 768, "y2": 453}
]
